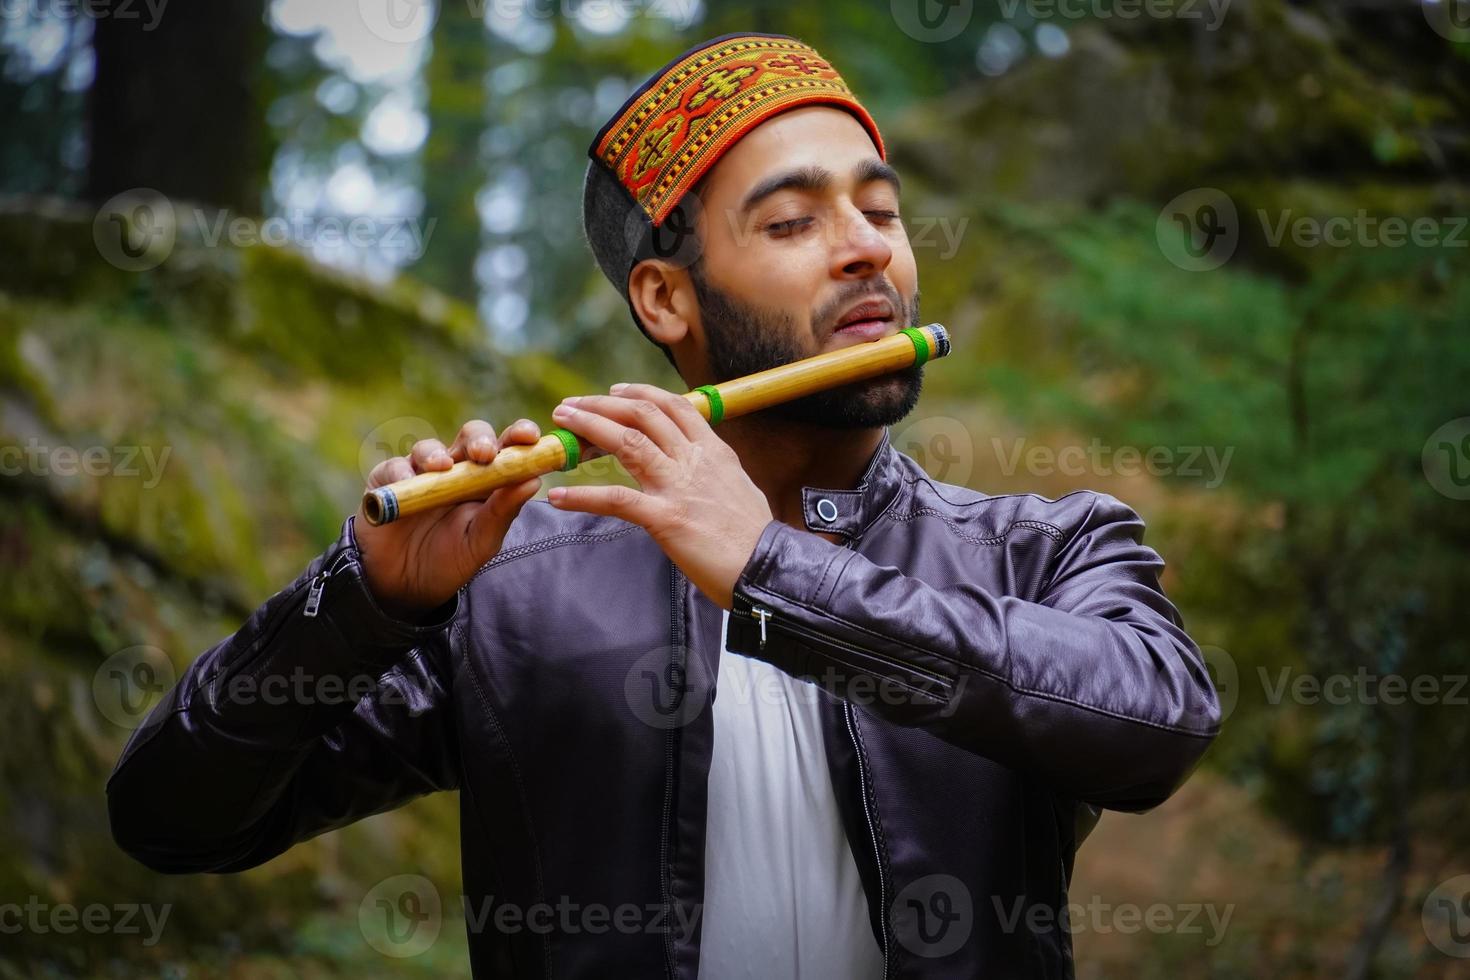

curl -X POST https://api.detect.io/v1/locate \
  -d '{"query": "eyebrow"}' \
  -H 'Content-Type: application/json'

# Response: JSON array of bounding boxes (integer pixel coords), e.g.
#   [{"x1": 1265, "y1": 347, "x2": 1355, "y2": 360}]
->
[{"x1": 737, "y1": 158, "x2": 902, "y2": 216}]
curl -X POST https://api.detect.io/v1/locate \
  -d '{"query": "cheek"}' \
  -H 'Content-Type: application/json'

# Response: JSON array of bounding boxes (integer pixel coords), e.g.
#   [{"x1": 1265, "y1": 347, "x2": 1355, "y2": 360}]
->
[
  {"x1": 744, "y1": 243, "x2": 829, "y2": 297},
  {"x1": 889, "y1": 236, "x2": 919, "y2": 290}
]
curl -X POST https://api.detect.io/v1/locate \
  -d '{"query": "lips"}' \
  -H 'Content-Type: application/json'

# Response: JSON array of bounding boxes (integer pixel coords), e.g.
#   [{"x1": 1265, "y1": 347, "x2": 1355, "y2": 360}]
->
[{"x1": 833, "y1": 298, "x2": 895, "y2": 334}]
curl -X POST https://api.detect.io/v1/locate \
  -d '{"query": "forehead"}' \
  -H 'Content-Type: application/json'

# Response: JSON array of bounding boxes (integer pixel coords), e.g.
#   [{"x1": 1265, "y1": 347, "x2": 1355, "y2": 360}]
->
[{"x1": 698, "y1": 106, "x2": 887, "y2": 201}]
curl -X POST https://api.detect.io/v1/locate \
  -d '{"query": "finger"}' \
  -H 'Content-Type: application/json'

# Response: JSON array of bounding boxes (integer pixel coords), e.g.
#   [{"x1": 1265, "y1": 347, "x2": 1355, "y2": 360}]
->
[
  {"x1": 410, "y1": 437, "x2": 453, "y2": 472},
  {"x1": 608, "y1": 383, "x2": 714, "y2": 443},
  {"x1": 366, "y1": 455, "x2": 416, "y2": 490},
  {"x1": 499, "y1": 418, "x2": 541, "y2": 446},
  {"x1": 448, "y1": 420, "x2": 498, "y2": 464},
  {"x1": 547, "y1": 482, "x2": 657, "y2": 526},
  {"x1": 551, "y1": 401, "x2": 666, "y2": 483},
  {"x1": 463, "y1": 474, "x2": 541, "y2": 564},
  {"x1": 567, "y1": 393, "x2": 687, "y2": 457}
]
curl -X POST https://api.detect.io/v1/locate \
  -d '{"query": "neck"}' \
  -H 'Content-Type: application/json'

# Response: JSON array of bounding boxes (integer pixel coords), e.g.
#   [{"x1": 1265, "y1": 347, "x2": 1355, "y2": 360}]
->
[{"x1": 716, "y1": 418, "x2": 884, "y2": 528}]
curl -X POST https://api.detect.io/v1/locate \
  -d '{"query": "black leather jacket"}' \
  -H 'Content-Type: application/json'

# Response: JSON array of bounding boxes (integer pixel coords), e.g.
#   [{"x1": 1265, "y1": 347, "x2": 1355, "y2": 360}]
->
[{"x1": 107, "y1": 426, "x2": 1221, "y2": 978}]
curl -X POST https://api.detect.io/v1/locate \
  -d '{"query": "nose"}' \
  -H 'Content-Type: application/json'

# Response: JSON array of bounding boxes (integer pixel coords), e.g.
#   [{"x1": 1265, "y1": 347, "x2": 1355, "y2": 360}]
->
[{"x1": 828, "y1": 202, "x2": 893, "y2": 281}]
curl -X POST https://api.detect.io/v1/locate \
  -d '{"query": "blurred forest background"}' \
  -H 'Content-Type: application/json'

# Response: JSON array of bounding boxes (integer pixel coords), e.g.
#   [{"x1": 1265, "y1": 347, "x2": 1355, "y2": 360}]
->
[{"x1": 1, "y1": 0, "x2": 1468, "y2": 977}]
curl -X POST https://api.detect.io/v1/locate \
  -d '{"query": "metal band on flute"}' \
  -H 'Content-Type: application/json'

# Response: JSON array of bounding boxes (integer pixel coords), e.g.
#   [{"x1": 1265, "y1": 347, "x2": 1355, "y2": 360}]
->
[{"x1": 361, "y1": 323, "x2": 950, "y2": 526}]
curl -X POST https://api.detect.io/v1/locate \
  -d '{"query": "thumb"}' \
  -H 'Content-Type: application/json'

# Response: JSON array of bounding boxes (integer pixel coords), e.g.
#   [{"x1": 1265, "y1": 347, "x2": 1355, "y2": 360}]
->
[{"x1": 463, "y1": 476, "x2": 541, "y2": 565}]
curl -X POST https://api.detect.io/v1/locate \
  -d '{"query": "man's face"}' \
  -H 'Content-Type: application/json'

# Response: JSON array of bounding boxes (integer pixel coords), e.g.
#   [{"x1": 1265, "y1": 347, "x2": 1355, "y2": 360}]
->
[{"x1": 684, "y1": 106, "x2": 923, "y2": 429}]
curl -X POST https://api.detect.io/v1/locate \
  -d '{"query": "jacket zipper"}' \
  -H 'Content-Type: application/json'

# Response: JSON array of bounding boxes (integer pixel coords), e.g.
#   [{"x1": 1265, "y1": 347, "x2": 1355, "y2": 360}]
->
[
  {"x1": 660, "y1": 564, "x2": 684, "y2": 979},
  {"x1": 724, "y1": 595, "x2": 899, "y2": 975},
  {"x1": 846, "y1": 699, "x2": 890, "y2": 979},
  {"x1": 303, "y1": 550, "x2": 354, "y2": 618},
  {"x1": 837, "y1": 532, "x2": 891, "y2": 978},
  {"x1": 199, "y1": 548, "x2": 352, "y2": 709},
  {"x1": 728, "y1": 593, "x2": 954, "y2": 698},
  {"x1": 732, "y1": 527, "x2": 901, "y2": 978}
]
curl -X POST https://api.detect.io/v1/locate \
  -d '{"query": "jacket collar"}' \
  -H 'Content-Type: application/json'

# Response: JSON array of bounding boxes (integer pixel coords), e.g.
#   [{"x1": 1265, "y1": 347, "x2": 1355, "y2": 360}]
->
[{"x1": 798, "y1": 426, "x2": 905, "y2": 541}]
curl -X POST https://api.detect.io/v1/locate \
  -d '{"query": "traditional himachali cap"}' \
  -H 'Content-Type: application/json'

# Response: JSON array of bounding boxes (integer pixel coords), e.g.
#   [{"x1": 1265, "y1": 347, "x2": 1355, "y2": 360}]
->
[{"x1": 581, "y1": 32, "x2": 887, "y2": 365}]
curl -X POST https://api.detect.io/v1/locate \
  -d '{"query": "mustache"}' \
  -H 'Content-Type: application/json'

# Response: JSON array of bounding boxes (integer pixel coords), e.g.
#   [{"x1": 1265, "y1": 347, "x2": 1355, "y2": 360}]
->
[{"x1": 813, "y1": 280, "x2": 911, "y2": 334}]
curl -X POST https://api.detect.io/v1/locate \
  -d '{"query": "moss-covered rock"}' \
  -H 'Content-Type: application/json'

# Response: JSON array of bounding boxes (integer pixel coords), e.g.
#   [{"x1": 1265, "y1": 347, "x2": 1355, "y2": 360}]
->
[{"x1": 0, "y1": 198, "x2": 594, "y2": 976}]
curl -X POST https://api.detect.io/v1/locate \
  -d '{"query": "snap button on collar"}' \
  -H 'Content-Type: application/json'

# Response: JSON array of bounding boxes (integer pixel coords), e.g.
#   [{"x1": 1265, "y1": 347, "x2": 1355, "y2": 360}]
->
[{"x1": 815, "y1": 498, "x2": 839, "y2": 523}]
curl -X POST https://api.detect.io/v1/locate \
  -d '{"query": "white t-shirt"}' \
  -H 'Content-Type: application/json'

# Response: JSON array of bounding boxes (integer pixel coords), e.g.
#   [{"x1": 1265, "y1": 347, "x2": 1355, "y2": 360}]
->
[{"x1": 696, "y1": 609, "x2": 885, "y2": 980}]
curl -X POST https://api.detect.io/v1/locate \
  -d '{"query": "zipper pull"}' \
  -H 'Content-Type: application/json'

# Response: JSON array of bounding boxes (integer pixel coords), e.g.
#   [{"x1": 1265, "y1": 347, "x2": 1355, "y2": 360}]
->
[
  {"x1": 303, "y1": 570, "x2": 328, "y2": 618},
  {"x1": 753, "y1": 605, "x2": 771, "y2": 649}
]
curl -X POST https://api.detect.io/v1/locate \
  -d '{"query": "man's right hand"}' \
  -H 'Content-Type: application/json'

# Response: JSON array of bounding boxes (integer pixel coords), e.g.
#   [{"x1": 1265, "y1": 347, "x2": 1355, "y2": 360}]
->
[{"x1": 355, "y1": 418, "x2": 543, "y2": 620}]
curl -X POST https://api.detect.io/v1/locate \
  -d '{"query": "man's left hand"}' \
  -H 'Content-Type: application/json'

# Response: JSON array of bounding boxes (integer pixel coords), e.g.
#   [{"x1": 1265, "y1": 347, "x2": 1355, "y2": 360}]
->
[{"x1": 546, "y1": 383, "x2": 773, "y2": 609}]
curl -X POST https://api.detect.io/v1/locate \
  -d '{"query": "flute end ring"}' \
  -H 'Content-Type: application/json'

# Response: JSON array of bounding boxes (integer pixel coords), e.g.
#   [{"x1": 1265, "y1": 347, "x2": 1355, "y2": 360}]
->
[{"x1": 362, "y1": 487, "x2": 398, "y2": 526}]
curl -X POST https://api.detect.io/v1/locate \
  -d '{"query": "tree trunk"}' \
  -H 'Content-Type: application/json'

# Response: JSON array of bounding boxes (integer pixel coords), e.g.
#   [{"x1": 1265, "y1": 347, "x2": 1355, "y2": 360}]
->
[
  {"x1": 414, "y1": 5, "x2": 490, "y2": 303},
  {"x1": 86, "y1": 0, "x2": 267, "y2": 214},
  {"x1": 1343, "y1": 707, "x2": 1415, "y2": 980}
]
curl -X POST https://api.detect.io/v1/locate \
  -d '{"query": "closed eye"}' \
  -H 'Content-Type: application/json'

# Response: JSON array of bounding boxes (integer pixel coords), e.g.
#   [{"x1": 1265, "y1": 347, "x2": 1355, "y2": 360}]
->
[{"x1": 766, "y1": 216, "x2": 814, "y2": 237}]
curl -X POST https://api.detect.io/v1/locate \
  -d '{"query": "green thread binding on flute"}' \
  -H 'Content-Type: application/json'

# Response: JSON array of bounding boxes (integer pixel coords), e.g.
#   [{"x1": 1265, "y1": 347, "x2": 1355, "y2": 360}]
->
[
  {"x1": 550, "y1": 428, "x2": 581, "y2": 470},
  {"x1": 694, "y1": 384, "x2": 724, "y2": 425},
  {"x1": 899, "y1": 326, "x2": 930, "y2": 366}
]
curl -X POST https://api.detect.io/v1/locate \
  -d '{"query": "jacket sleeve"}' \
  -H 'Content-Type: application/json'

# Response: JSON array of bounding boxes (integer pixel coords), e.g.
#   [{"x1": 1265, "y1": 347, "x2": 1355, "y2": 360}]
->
[
  {"x1": 726, "y1": 492, "x2": 1221, "y2": 812},
  {"x1": 106, "y1": 514, "x2": 463, "y2": 873}
]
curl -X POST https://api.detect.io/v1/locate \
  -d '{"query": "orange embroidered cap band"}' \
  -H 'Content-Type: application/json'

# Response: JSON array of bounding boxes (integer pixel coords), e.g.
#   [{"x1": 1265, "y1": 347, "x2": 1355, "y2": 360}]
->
[{"x1": 589, "y1": 32, "x2": 886, "y2": 229}]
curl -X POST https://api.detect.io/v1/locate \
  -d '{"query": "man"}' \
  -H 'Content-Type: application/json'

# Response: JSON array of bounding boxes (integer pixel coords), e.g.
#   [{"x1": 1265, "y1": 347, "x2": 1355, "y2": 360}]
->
[{"x1": 107, "y1": 33, "x2": 1221, "y2": 978}]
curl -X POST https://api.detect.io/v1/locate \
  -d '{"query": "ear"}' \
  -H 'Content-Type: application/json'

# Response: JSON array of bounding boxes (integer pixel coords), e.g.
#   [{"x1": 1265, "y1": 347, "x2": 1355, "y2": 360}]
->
[{"x1": 628, "y1": 258, "x2": 697, "y2": 348}]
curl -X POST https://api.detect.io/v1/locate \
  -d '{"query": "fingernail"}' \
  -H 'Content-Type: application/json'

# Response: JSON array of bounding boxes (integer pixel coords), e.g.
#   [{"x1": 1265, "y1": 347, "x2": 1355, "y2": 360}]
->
[
  {"x1": 610, "y1": 383, "x2": 628, "y2": 393},
  {"x1": 552, "y1": 404, "x2": 575, "y2": 417},
  {"x1": 471, "y1": 437, "x2": 492, "y2": 453},
  {"x1": 563, "y1": 395, "x2": 582, "y2": 405},
  {"x1": 548, "y1": 487, "x2": 565, "y2": 503}
]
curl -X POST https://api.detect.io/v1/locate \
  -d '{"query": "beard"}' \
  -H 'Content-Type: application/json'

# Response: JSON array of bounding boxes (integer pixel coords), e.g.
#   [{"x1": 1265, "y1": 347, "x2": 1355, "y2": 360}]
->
[{"x1": 691, "y1": 262, "x2": 925, "y2": 430}]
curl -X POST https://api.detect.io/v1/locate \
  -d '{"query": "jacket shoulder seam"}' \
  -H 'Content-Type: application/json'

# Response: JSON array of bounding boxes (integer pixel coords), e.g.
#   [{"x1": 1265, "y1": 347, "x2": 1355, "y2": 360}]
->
[{"x1": 883, "y1": 501, "x2": 1065, "y2": 544}]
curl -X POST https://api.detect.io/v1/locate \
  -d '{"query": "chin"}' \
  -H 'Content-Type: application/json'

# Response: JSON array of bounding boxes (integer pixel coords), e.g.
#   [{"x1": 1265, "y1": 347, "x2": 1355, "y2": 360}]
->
[{"x1": 767, "y1": 367, "x2": 924, "y2": 429}]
